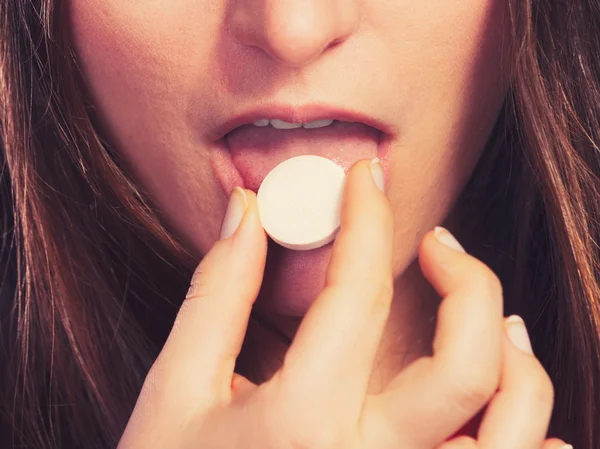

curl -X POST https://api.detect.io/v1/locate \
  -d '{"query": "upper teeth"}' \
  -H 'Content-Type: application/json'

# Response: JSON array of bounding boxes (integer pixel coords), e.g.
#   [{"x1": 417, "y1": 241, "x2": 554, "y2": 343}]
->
[{"x1": 252, "y1": 119, "x2": 336, "y2": 129}]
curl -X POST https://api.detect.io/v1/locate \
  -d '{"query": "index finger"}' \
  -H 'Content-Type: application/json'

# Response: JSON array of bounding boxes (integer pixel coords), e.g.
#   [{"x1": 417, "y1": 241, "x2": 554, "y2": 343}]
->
[{"x1": 274, "y1": 158, "x2": 395, "y2": 426}]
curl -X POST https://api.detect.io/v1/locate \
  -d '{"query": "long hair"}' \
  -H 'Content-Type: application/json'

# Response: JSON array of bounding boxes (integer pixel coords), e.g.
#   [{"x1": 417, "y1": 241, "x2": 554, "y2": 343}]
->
[{"x1": 1, "y1": 0, "x2": 599, "y2": 448}]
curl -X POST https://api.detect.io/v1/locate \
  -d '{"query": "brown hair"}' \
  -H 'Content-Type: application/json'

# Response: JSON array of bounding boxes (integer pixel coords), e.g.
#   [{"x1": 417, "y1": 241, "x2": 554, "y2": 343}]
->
[{"x1": 1, "y1": 0, "x2": 599, "y2": 448}]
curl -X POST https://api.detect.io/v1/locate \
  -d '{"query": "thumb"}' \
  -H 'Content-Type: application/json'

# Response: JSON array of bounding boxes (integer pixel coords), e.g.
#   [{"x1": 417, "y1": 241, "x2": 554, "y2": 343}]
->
[{"x1": 148, "y1": 187, "x2": 267, "y2": 409}]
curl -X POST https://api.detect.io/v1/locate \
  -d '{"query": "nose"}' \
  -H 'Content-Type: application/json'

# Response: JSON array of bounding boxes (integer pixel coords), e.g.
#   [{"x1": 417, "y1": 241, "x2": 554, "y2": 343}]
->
[{"x1": 227, "y1": 0, "x2": 358, "y2": 68}]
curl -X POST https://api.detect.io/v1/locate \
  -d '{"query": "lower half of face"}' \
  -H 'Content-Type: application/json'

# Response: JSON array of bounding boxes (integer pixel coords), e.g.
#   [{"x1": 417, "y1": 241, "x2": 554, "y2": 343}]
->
[{"x1": 69, "y1": 0, "x2": 510, "y2": 317}]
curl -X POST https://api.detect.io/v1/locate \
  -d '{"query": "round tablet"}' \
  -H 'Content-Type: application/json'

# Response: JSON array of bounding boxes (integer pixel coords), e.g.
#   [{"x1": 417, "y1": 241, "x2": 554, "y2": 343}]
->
[{"x1": 257, "y1": 155, "x2": 346, "y2": 251}]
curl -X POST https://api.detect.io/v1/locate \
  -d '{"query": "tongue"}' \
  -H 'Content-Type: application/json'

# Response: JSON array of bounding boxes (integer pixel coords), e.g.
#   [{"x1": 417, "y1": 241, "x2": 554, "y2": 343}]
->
[{"x1": 224, "y1": 121, "x2": 381, "y2": 192}]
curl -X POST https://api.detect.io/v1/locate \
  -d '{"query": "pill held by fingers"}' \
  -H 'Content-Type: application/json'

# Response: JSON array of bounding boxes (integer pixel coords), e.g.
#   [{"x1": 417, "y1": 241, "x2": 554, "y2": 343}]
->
[{"x1": 257, "y1": 155, "x2": 346, "y2": 251}]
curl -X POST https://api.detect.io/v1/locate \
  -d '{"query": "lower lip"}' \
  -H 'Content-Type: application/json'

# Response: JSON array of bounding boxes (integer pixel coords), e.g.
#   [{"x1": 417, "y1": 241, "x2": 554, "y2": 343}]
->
[{"x1": 208, "y1": 128, "x2": 394, "y2": 317}]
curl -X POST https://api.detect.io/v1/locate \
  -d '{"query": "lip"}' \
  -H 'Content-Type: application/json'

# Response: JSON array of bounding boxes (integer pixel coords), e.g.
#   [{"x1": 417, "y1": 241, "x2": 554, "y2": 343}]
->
[
  {"x1": 209, "y1": 126, "x2": 394, "y2": 197},
  {"x1": 210, "y1": 103, "x2": 395, "y2": 141}
]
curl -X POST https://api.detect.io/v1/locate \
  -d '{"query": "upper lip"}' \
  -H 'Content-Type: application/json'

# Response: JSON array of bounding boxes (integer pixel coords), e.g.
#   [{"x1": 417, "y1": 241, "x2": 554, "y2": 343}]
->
[{"x1": 212, "y1": 103, "x2": 393, "y2": 141}]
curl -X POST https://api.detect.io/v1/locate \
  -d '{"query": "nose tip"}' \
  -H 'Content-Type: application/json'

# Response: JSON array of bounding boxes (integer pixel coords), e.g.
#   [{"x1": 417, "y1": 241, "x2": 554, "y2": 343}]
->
[{"x1": 227, "y1": 1, "x2": 358, "y2": 68}]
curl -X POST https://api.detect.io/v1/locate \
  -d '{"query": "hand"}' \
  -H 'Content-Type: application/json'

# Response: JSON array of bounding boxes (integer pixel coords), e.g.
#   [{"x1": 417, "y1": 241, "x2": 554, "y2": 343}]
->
[
  {"x1": 437, "y1": 314, "x2": 566, "y2": 449},
  {"x1": 117, "y1": 159, "x2": 569, "y2": 449}
]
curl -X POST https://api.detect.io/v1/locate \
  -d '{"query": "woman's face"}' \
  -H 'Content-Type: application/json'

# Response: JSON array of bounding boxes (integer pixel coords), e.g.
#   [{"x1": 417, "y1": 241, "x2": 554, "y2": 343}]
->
[{"x1": 69, "y1": 0, "x2": 510, "y2": 317}]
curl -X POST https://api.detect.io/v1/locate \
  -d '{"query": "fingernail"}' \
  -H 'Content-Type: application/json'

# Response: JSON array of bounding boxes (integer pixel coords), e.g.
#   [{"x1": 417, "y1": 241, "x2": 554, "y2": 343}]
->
[
  {"x1": 370, "y1": 157, "x2": 385, "y2": 193},
  {"x1": 505, "y1": 315, "x2": 534, "y2": 355},
  {"x1": 219, "y1": 187, "x2": 248, "y2": 240},
  {"x1": 433, "y1": 227, "x2": 466, "y2": 253},
  {"x1": 559, "y1": 445, "x2": 573, "y2": 449}
]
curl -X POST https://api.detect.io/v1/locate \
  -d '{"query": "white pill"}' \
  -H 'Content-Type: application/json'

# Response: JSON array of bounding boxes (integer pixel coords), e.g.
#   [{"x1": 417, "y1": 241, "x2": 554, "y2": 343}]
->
[{"x1": 257, "y1": 155, "x2": 346, "y2": 251}]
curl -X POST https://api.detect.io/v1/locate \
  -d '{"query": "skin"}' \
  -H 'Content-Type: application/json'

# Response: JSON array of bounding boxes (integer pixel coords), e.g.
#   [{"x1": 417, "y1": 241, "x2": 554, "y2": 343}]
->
[
  {"x1": 67, "y1": 1, "x2": 569, "y2": 447},
  {"x1": 118, "y1": 162, "x2": 563, "y2": 448},
  {"x1": 68, "y1": 0, "x2": 510, "y2": 389}
]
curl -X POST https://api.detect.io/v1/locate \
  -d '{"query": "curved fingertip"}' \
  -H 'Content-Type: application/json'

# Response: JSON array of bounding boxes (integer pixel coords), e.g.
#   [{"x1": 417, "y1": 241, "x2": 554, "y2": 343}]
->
[
  {"x1": 188, "y1": 187, "x2": 267, "y2": 303},
  {"x1": 346, "y1": 156, "x2": 374, "y2": 175},
  {"x1": 417, "y1": 227, "x2": 471, "y2": 297},
  {"x1": 433, "y1": 227, "x2": 466, "y2": 253},
  {"x1": 437, "y1": 436, "x2": 478, "y2": 448},
  {"x1": 504, "y1": 315, "x2": 534, "y2": 355},
  {"x1": 369, "y1": 157, "x2": 386, "y2": 193},
  {"x1": 220, "y1": 187, "x2": 248, "y2": 239},
  {"x1": 418, "y1": 227, "x2": 466, "y2": 266},
  {"x1": 330, "y1": 157, "x2": 394, "y2": 279},
  {"x1": 231, "y1": 188, "x2": 268, "y2": 251},
  {"x1": 340, "y1": 158, "x2": 383, "y2": 211},
  {"x1": 542, "y1": 438, "x2": 573, "y2": 449},
  {"x1": 340, "y1": 157, "x2": 368, "y2": 195},
  {"x1": 343, "y1": 157, "x2": 389, "y2": 202}
]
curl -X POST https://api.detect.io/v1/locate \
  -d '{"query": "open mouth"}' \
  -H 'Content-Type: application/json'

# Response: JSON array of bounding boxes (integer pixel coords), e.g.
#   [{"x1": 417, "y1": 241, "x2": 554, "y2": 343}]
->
[{"x1": 222, "y1": 118, "x2": 383, "y2": 193}]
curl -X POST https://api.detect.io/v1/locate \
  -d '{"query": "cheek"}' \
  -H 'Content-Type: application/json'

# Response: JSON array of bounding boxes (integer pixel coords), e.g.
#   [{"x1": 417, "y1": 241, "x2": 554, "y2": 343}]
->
[
  {"x1": 68, "y1": 2, "x2": 203, "y2": 141},
  {"x1": 383, "y1": 0, "x2": 510, "y2": 271},
  {"x1": 67, "y1": 0, "x2": 510, "y2": 268},
  {"x1": 68, "y1": 2, "x2": 228, "y2": 256}
]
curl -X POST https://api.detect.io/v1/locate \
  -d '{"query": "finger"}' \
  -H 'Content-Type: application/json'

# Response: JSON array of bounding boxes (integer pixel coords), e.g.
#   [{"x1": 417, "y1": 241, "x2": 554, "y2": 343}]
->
[
  {"x1": 437, "y1": 436, "x2": 478, "y2": 449},
  {"x1": 416, "y1": 436, "x2": 570, "y2": 449},
  {"x1": 365, "y1": 228, "x2": 503, "y2": 449},
  {"x1": 278, "y1": 158, "x2": 394, "y2": 424},
  {"x1": 543, "y1": 439, "x2": 572, "y2": 449},
  {"x1": 476, "y1": 315, "x2": 555, "y2": 449},
  {"x1": 144, "y1": 188, "x2": 267, "y2": 409},
  {"x1": 436, "y1": 434, "x2": 570, "y2": 448}
]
